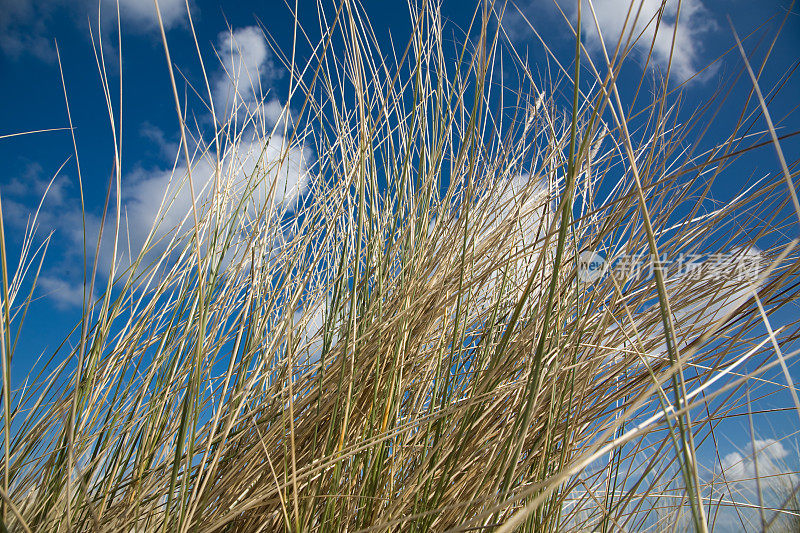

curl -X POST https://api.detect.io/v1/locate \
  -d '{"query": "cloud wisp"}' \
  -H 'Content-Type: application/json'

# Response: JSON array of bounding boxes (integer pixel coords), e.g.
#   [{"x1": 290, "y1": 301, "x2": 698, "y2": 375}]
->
[
  {"x1": 0, "y1": 0, "x2": 188, "y2": 62},
  {"x1": 4, "y1": 24, "x2": 313, "y2": 308},
  {"x1": 579, "y1": 0, "x2": 715, "y2": 80},
  {"x1": 504, "y1": 0, "x2": 716, "y2": 81},
  {"x1": 712, "y1": 438, "x2": 800, "y2": 531},
  {"x1": 91, "y1": 25, "x2": 311, "y2": 276}
]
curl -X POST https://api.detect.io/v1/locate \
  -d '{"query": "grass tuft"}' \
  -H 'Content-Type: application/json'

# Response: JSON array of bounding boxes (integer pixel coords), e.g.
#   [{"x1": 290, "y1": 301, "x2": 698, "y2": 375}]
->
[{"x1": 1, "y1": 1, "x2": 799, "y2": 531}]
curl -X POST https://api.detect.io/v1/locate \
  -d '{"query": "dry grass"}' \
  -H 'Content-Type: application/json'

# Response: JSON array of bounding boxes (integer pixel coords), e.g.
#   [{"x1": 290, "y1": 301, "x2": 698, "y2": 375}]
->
[{"x1": 1, "y1": 0, "x2": 799, "y2": 531}]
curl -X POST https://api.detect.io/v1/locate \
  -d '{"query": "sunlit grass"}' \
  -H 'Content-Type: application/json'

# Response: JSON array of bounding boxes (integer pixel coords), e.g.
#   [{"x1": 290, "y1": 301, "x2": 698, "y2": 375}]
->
[{"x1": 1, "y1": 0, "x2": 799, "y2": 531}]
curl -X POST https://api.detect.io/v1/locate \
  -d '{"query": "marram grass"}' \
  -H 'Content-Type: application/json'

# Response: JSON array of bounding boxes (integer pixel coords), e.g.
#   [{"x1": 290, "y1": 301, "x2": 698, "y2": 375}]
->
[{"x1": 1, "y1": 0, "x2": 800, "y2": 531}]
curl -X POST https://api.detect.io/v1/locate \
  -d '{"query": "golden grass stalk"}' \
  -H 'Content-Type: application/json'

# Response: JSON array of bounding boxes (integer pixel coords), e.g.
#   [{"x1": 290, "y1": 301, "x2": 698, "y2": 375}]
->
[{"x1": 1, "y1": 0, "x2": 799, "y2": 531}]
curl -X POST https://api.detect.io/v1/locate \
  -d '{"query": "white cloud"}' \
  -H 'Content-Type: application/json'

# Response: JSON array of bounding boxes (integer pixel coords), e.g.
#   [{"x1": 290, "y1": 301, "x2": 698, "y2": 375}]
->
[
  {"x1": 257, "y1": 99, "x2": 288, "y2": 129},
  {"x1": 103, "y1": 131, "x2": 312, "y2": 272},
  {"x1": 4, "y1": 22, "x2": 311, "y2": 310},
  {"x1": 579, "y1": 0, "x2": 713, "y2": 80},
  {"x1": 214, "y1": 26, "x2": 283, "y2": 117},
  {"x1": 140, "y1": 122, "x2": 179, "y2": 160},
  {"x1": 22, "y1": 126, "x2": 314, "y2": 310},
  {"x1": 505, "y1": 0, "x2": 715, "y2": 81},
  {"x1": 495, "y1": 174, "x2": 554, "y2": 298},
  {"x1": 1, "y1": 162, "x2": 101, "y2": 310},
  {"x1": 470, "y1": 172, "x2": 555, "y2": 313},
  {"x1": 595, "y1": 245, "x2": 765, "y2": 369},
  {"x1": 293, "y1": 299, "x2": 330, "y2": 368},
  {"x1": 83, "y1": 25, "x2": 308, "y2": 277},
  {"x1": 720, "y1": 438, "x2": 796, "y2": 487},
  {"x1": 112, "y1": 0, "x2": 186, "y2": 29},
  {"x1": 713, "y1": 438, "x2": 800, "y2": 531},
  {"x1": 37, "y1": 275, "x2": 91, "y2": 309},
  {"x1": 3, "y1": 163, "x2": 68, "y2": 206},
  {"x1": 670, "y1": 246, "x2": 762, "y2": 325}
]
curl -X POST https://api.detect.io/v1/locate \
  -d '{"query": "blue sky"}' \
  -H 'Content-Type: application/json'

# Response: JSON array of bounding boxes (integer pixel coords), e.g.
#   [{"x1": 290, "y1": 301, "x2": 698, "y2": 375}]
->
[
  {"x1": 0, "y1": 0, "x2": 799, "y2": 527},
  {"x1": 2, "y1": 0, "x2": 793, "y2": 338}
]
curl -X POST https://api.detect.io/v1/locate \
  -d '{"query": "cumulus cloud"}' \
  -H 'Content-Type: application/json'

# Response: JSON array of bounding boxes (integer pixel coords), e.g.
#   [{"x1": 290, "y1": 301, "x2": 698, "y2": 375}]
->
[
  {"x1": 720, "y1": 438, "x2": 797, "y2": 488},
  {"x1": 505, "y1": 0, "x2": 715, "y2": 81},
  {"x1": 140, "y1": 122, "x2": 179, "y2": 160},
  {"x1": 0, "y1": 162, "x2": 78, "y2": 248},
  {"x1": 98, "y1": 130, "x2": 312, "y2": 273},
  {"x1": 671, "y1": 246, "x2": 762, "y2": 323},
  {"x1": 495, "y1": 173, "x2": 554, "y2": 293},
  {"x1": 581, "y1": 0, "x2": 714, "y2": 80},
  {"x1": 293, "y1": 299, "x2": 330, "y2": 369},
  {"x1": 0, "y1": 162, "x2": 93, "y2": 309},
  {"x1": 2, "y1": 163, "x2": 69, "y2": 207},
  {"x1": 24, "y1": 127, "x2": 313, "y2": 310},
  {"x1": 713, "y1": 438, "x2": 800, "y2": 531},
  {"x1": 213, "y1": 26, "x2": 285, "y2": 124},
  {"x1": 85, "y1": 26, "x2": 310, "y2": 278},
  {"x1": 6, "y1": 23, "x2": 311, "y2": 309},
  {"x1": 469, "y1": 171, "x2": 555, "y2": 314}
]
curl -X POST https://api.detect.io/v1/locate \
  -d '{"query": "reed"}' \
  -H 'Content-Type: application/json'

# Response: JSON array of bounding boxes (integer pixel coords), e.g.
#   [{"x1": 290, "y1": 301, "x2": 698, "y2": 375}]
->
[{"x1": 1, "y1": 0, "x2": 798, "y2": 530}]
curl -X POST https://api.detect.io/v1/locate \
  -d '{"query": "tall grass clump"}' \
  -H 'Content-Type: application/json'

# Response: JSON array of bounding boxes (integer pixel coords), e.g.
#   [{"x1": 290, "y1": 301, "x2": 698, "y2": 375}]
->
[{"x1": 1, "y1": 0, "x2": 799, "y2": 530}]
